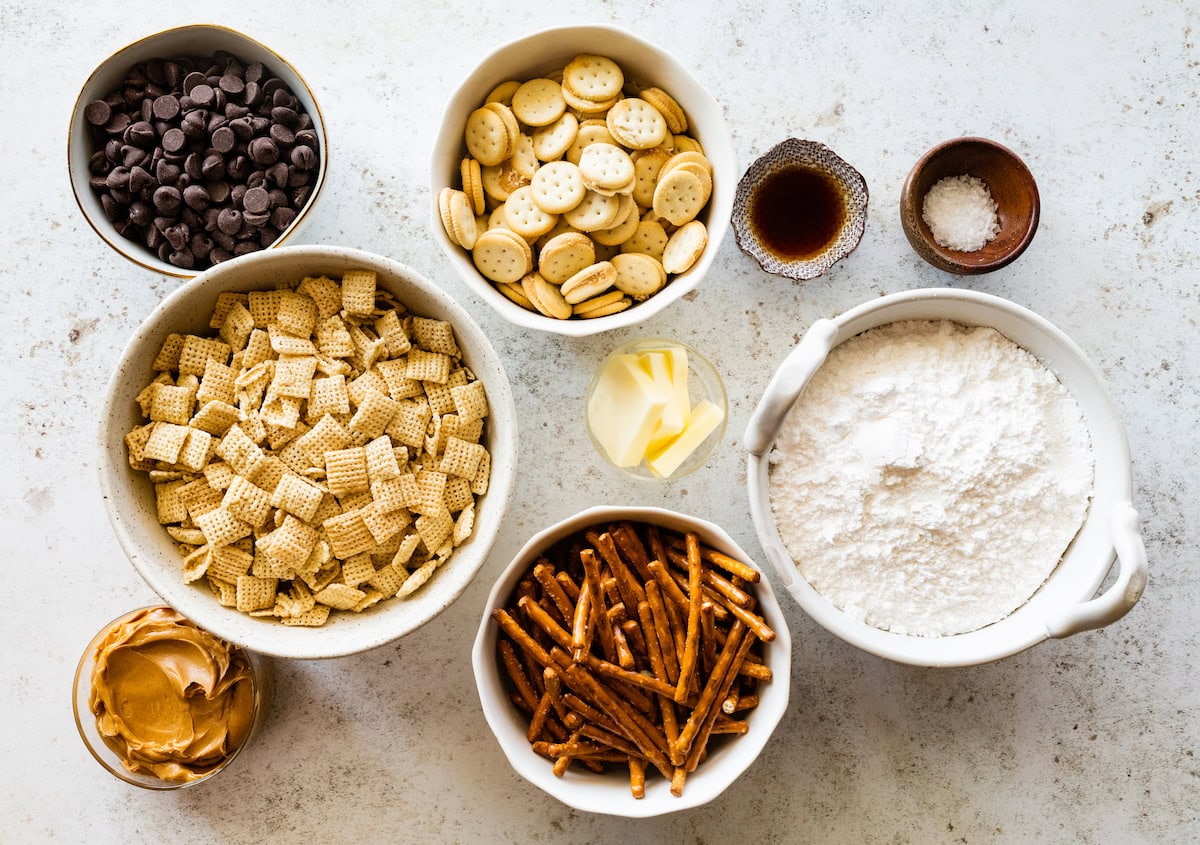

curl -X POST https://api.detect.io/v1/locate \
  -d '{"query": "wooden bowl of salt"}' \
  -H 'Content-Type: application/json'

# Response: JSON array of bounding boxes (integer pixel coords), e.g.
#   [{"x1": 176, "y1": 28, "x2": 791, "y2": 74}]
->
[{"x1": 900, "y1": 137, "x2": 1040, "y2": 274}]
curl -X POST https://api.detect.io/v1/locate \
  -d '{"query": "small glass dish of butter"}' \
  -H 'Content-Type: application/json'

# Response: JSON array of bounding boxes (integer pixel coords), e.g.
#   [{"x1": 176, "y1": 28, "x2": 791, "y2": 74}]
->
[
  {"x1": 585, "y1": 338, "x2": 727, "y2": 480},
  {"x1": 73, "y1": 606, "x2": 273, "y2": 789}
]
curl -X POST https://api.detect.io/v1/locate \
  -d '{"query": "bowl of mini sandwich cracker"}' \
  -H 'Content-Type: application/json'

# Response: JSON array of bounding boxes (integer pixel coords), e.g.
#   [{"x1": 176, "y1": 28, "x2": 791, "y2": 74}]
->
[{"x1": 430, "y1": 25, "x2": 735, "y2": 336}]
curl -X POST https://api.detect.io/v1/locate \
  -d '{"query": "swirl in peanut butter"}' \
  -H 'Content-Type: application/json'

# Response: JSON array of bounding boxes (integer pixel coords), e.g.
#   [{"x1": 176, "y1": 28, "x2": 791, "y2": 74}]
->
[{"x1": 88, "y1": 607, "x2": 255, "y2": 783}]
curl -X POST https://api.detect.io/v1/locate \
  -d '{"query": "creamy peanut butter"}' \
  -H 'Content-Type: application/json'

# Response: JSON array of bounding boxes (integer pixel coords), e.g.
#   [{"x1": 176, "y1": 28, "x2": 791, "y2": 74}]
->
[{"x1": 88, "y1": 607, "x2": 255, "y2": 783}]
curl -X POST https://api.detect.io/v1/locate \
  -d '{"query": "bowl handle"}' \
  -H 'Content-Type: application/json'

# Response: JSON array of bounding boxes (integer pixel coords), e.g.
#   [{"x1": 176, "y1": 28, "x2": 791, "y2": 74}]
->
[
  {"x1": 1045, "y1": 502, "x2": 1148, "y2": 638},
  {"x1": 744, "y1": 319, "x2": 839, "y2": 456}
]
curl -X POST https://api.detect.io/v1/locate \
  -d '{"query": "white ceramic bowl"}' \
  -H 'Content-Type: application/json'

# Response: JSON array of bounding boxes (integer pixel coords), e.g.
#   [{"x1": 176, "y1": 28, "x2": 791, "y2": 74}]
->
[
  {"x1": 472, "y1": 506, "x2": 791, "y2": 817},
  {"x1": 744, "y1": 289, "x2": 1147, "y2": 667},
  {"x1": 98, "y1": 245, "x2": 518, "y2": 659},
  {"x1": 430, "y1": 25, "x2": 735, "y2": 336},
  {"x1": 69, "y1": 24, "x2": 328, "y2": 277}
]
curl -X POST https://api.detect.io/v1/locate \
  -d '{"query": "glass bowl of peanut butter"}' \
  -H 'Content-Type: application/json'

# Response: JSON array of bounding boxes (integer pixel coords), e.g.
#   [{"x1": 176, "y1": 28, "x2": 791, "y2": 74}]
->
[{"x1": 72, "y1": 605, "x2": 273, "y2": 788}]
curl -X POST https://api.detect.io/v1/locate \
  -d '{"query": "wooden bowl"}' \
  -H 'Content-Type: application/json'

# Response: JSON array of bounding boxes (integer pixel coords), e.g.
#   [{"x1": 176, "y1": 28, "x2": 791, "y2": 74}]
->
[{"x1": 900, "y1": 137, "x2": 1039, "y2": 274}]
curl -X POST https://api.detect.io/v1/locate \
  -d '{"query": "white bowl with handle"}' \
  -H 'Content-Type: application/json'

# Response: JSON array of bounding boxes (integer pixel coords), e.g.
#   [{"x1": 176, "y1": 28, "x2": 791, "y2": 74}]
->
[{"x1": 744, "y1": 288, "x2": 1147, "y2": 667}]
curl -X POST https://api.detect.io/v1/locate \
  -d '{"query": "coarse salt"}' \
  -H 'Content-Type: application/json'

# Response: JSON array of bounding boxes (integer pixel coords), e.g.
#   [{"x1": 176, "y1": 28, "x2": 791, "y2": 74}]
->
[{"x1": 922, "y1": 174, "x2": 1000, "y2": 252}]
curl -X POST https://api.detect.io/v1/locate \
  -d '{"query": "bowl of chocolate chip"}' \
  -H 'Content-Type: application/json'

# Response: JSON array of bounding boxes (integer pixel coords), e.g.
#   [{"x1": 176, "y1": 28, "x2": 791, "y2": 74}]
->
[{"x1": 69, "y1": 24, "x2": 327, "y2": 276}]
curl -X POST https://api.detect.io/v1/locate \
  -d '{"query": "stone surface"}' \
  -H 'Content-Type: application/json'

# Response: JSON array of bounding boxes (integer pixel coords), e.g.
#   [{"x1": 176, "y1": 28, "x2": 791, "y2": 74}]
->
[{"x1": 4, "y1": 1, "x2": 1197, "y2": 842}]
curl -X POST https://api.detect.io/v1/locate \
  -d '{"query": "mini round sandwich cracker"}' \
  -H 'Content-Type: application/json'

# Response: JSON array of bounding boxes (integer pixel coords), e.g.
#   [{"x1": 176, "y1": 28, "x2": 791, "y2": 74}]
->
[
  {"x1": 531, "y1": 112, "x2": 578, "y2": 162},
  {"x1": 529, "y1": 161, "x2": 586, "y2": 215},
  {"x1": 564, "y1": 189, "x2": 621, "y2": 232},
  {"x1": 652, "y1": 167, "x2": 710, "y2": 226},
  {"x1": 511, "y1": 78, "x2": 567, "y2": 127},
  {"x1": 510, "y1": 133, "x2": 539, "y2": 181},
  {"x1": 662, "y1": 220, "x2": 708, "y2": 275},
  {"x1": 590, "y1": 194, "x2": 640, "y2": 246},
  {"x1": 639, "y1": 86, "x2": 688, "y2": 133},
  {"x1": 496, "y1": 280, "x2": 533, "y2": 309},
  {"x1": 460, "y1": 157, "x2": 486, "y2": 215},
  {"x1": 503, "y1": 185, "x2": 558, "y2": 239},
  {"x1": 448, "y1": 190, "x2": 479, "y2": 250},
  {"x1": 485, "y1": 80, "x2": 522, "y2": 106},
  {"x1": 481, "y1": 162, "x2": 528, "y2": 203},
  {"x1": 561, "y1": 86, "x2": 618, "y2": 116},
  {"x1": 611, "y1": 252, "x2": 666, "y2": 300},
  {"x1": 632, "y1": 148, "x2": 671, "y2": 208},
  {"x1": 575, "y1": 293, "x2": 631, "y2": 318},
  {"x1": 465, "y1": 107, "x2": 514, "y2": 167},
  {"x1": 472, "y1": 227, "x2": 533, "y2": 284},
  {"x1": 606, "y1": 97, "x2": 669, "y2": 150},
  {"x1": 538, "y1": 231, "x2": 595, "y2": 284},
  {"x1": 578, "y1": 143, "x2": 635, "y2": 194},
  {"x1": 560, "y1": 260, "x2": 617, "y2": 304},
  {"x1": 565, "y1": 122, "x2": 618, "y2": 164},
  {"x1": 620, "y1": 220, "x2": 669, "y2": 261},
  {"x1": 563, "y1": 54, "x2": 624, "y2": 102},
  {"x1": 521, "y1": 272, "x2": 572, "y2": 320},
  {"x1": 571, "y1": 289, "x2": 626, "y2": 316}
]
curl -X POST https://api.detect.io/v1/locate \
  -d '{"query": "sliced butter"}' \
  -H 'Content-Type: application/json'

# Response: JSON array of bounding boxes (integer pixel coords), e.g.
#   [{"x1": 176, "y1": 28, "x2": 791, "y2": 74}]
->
[
  {"x1": 646, "y1": 399, "x2": 725, "y2": 478},
  {"x1": 587, "y1": 353, "x2": 668, "y2": 467},
  {"x1": 641, "y1": 349, "x2": 690, "y2": 452}
]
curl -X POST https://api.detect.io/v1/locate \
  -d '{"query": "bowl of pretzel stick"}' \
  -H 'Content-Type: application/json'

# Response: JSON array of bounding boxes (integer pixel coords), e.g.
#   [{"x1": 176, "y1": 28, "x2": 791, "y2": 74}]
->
[{"x1": 472, "y1": 506, "x2": 790, "y2": 817}]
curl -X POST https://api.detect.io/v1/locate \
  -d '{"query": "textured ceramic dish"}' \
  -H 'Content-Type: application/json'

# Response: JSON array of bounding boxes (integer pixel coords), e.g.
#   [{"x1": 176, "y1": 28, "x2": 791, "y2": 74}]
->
[
  {"x1": 69, "y1": 24, "x2": 328, "y2": 278},
  {"x1": 584, "y1": 338, "x2": 727, "y2": 481},
  {"x1": 732, "y1": 138, "x2": 867, "y2": 280},
  {"x1": 472, "y1": 506, "x2": 791, "y2": 817},
  {"x1": 744, "y1": 289, "x2": 1147, "y2": 667},
  {"x1": 430, "y1": 25, "x2": 735, "y2": 336},
  {"x1": 900, "y1": 137, "x2": 1039, "y2": 274},
  {"x1": 97, "y1": 246, "x2": 518, "y2": 659},
  {"x1": 73, "y1": 606, "x2": 274, "y2": 789}
]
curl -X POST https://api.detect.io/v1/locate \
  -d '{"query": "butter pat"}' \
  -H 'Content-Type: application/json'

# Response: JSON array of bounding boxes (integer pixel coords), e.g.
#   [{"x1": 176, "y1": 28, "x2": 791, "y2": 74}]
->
[
  {"x1": 587, "y1": 353, "x2": 668, "y2": 467},
  {"x1": 642, "y1": 349, "x2": 690, "y2": 452},
  {"x1": 647, "y1": 400, "x2": 725, "y2": 478}
]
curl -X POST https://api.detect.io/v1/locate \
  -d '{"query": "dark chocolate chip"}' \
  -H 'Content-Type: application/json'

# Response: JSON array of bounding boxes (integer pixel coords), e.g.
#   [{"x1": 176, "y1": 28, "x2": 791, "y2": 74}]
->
[
  {"x1": 266, "y1": 163, "x2": 289, "y2": 188},
  {"x1": 105, "y1": 139, "x2": 123, "y2": 162},
  {"x1": 122, "y1": 146, "x2": 148, "y2": 168},
  {"x1": 105, "y1": 112, "x2": 131, "y2": 135},
  {"x1": 244, "y1": 61, "x2": 264, "y2": 83},
  {"x1": 209, "y1": 247, "x2": 233, "y2": 264},
  {"x1": 89, "y1": 150, "x2": 110, "y2": 175},
  {"x1": 270, "y1": 106, "x2": 298, "y2": 128},
  {"x1": 182, "y1": 71, "x2": 206, "y2": 94},
  {"x1": 217, "y1": 207, "x2": 242, "y2": 235},
  {"x1": 287, "y1": 165, "x2": 309, "y2": 187},
  {"x1": 249, "y1": 116, "x2": 271, "y2": 134},
  {"x1": 212, "y1": 231, "x2": 235, "y2": 251},
  {"x1": 258, "y1": 226, "x2": 280, "y2": 247},
  {"x1": 164, "y1": 223, "x2": 189, "y2": 250},
  {"x1": 246, "y1": 170, "x2": 266, "y2": 190},
  {"x1": 183, "y1": 184, "x2": 210, "y2": 210},
  {"x1": 224, "y1": 103, "x2": 250, "y2": 120},
  {"x1": 100, "y1": 193, "x2": 120, "y2": 221},
  {"x1": 290, "y1": 145, "x2": 317, "y2": 170},
  {"x1": 157, "y1": 241, "x2": 172, "y2": 262},
  {"x1": 84, "y1": 100, "x2": 112, "y2": 126},
  {"x1": 271, "y1": 206, "x2": 296, "y2": 230},
  {"x1": 242, "y1": 186, "x2": 270, "y2": 213},
  {"x1": 129, "y1": 201, "x2": 153, "y2": 226},
  {"x1": 184, "y1": 153, "x2": 204, "y2": 180},
  {"x1": 243, "y1": 81, "x2": 263, "y2": 107},
  {"x1": 233, "y1": 240, "x2": 260, "y2": 256},
  {"x1": 156, "y1": 160, "x2": 181, "y2": 184},
  {"x1": 129, "y1": 166, "x2": 152, "y2": 193},
  {"x1": 168, "y1": 249, "x2": 195, "y2": 269},
  {"x1": 294, "y1": 129, "x2": 318, "y2": 148},
  {"x1": 190, "y1": 84, "x2": 215, "y2": 107},
  {"x1": 230, "y1": 184, "x2": 247, "y2": 208},
  {"x1": 248, "y1": 137, "x2": 278, "y2": 165},
  {"x1": 162, "y1": 128, "x2": 186, "y2": 153},
  {"x1": 152, "y1": 95, "x2": 180, "y2": 120},
  {"x1": 269, "y1": 123, "x2": 295, "y2": 146},
  {"x1": 190, "y1": 233, "x2": 214, "y2": 259},
  {"x1": 219, "y1": 74, "x2": 245, "y2": 96},
  {"x1": 207, "y1": 180, "x2": 231, "y2": 203},
  {"x1": 291, "y1": 185, "x2": 312, "y2": 207},
  {"x1": 229, "y1": 117, "x2": 254, "y2": 141},
  {"x1": 211, "y1": 126, "x2": 236, "y2": 153},
  {"x1": 201, "y1": 153, "x2": 225, "y2": 180},
  {"x1": 104, "y1": 166, "x2": 131, "y2": 191},
  {"x1": 262, "y1": 77, "x2": 284, "y2": 96},
  {"x1": 126, "y1": 121, "x2": 156, "y2": 147},
  {"x1": 227, "y1": 155, "x2": 251, "y2": 181},
  {"x1": 153, "y1": 184, "x2": 182, "y2": 213},
  {"x1": 243, "y1": 209, "x2": 270, "y2": 227}
]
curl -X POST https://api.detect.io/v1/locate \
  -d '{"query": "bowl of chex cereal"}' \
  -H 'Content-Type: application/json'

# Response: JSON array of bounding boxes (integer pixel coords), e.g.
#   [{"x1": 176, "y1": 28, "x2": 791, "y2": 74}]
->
[
  {"x1": 431, "y1": 25, "x2": 735, "y2": 336},
  {"x1": 98, "y1": 245, "x2": 517, "y2": 659}
]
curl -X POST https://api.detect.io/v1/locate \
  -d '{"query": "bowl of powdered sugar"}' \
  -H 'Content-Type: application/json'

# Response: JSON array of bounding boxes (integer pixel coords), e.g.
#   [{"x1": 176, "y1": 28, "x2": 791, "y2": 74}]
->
[
  {"x1": 743, "y1": 288, "x2": 1147, "y2": 667},
  {"x1": 899, "y1": 137, "x2": 1039, "y2": 275}
]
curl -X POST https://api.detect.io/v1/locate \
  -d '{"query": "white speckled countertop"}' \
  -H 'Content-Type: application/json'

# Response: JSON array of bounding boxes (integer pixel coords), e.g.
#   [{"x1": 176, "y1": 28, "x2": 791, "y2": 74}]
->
[{"x1": 5, "y1": 1, "x2": 1197, "y2": 841}]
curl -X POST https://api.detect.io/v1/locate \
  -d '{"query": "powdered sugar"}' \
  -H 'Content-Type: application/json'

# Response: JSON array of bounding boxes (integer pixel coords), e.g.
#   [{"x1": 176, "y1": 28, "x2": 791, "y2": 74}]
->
[{"x1": 768, "y1": 320, "x2": 1094, "y2": 637}]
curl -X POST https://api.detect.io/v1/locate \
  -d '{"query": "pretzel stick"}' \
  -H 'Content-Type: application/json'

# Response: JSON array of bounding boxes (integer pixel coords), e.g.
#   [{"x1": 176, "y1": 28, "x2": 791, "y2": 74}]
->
[
  {"x1": 613, "y1": 624, "x2": 635, "y2": 670},
  {"x1": 499, "y1": 638, "x2": 540, "y2": 711},
  {"x1": 533, "y1": 561, "x2": 575, "y2": 622},
  {"x1": 645, "y1": 524, "x2": 670, "y2": 577},
  {"x1": 645, "y1": 580, "x2": 679, "y2": 683},
  {"x1": 663, "y1": 534, "x2": 760, "y2": 583},
  {"x1": 493, "y1": 608, "x2": 554, "y2": 668},
  {"x1": 646, "y1": 560, "x2": 689, "y2": 610},
  {"x1": 555, "y1": 570, "x2": 580, "y2": 602},
  {"x1": 721, "y1": 688, "x2": 740, "y2": 715},
  {"x1": 607, "y1": 602, "x2": 628, "y2": 626},
  {"x1": 703, "y1": 583, "x2": 775, "y2": 642},
  {"x1": 629, "y1": 756, "x2": 646, "y2": 799},
  {"x1": 550, "y1": 646, "x2": 657, "y2": 717},
  {"x1": 571, "y1": 580, "x2": 595, "y2": 662},
  {"x1": 675, "y1": 532, "x2": 703, "y2": 704},
  {"x1": 664, "y1": 548, "x2": 754, "y2": 609},
  {"x1": 637, "y1": 599, "x2": 683, "y2": 766},
  {"x1": 562, "y1": 693, "x2": 626, "y2": 738},
  {"x1": 588, "y1": 655, "x2": 684, "y2": 700},
  {"x1": 602, "y1": 575, "x2": 621, "y2": 608},
  {"x1": 528, "y1": 691, "x2": 554, "y2": 742},
  {"x1": 729, "y1": 693, "x2": 759, "y2": 712},
  {"x1": 580, "y1": 549, "x2": 617, "y2": 662},
  {"x1": 561, "y1": 664, "x2": 674, "y2": 779},
  {"x1": 738, "y1": 661, "x2": 773, "y2": 681},
  {"x1": 611, "y1": 522, "x2": 654, "y2": 581},
  {"x1": 685, "y1": 632, "x2": 755, "y2": 773},
  {"x1": 544, "y1": 667, "x2": 569, "y2": 722},
  {"x1": 700, "y1": 601, "x2": 717, "y2": 675},
  {"x1": 711, "y1": 716, "x2": 750, "y2": 735},
  {"x1": 664, "y1": 594, "x2": 688, "y2": 688},
  {"x1": 673, "y1": 621, "x2": 747, "y2": 760},
  {"x1": 621, "y1": 618, "x2": 647, "y2": 660},
  {"x1": 670, "y1": 765, "x2": 687, "y2": 797},
  {"x1": 519, "y1": 595, "x2": 572, "y2": 650},
  {"x1": 577, "y1": 722, "x2": 642, "y2": 756},
  {"x1": 588, "y1": 530, "x2": 647, "y2": 610}
]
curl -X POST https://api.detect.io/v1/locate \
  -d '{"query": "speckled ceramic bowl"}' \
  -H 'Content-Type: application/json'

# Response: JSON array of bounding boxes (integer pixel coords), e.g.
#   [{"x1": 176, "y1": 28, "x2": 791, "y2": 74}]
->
[
  {"x1": 732, "y1": 138, "x2": 867, "y2": 280},
  {"x1": 744, "y1": 289, "x2": 1147, "y2": 667},
  {"x1": 69, "y1": 24, "x2": 328, "y2": 278},
  {"x1": 97, "y1": 246, "x2": 518, "y2": 659},
  {"x1": 472, "y1": 506, "x2": 791, "y2": 817}
]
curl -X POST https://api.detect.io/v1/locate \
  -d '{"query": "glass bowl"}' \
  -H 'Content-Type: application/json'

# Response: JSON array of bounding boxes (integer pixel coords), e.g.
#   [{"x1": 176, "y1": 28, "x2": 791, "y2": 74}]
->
[
  {"x1": 584, "y1": 338, "x2": 727, "y2": 480},
  {"x1": 73, "y1": 605, "x2": 274, "y2": 789}
]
